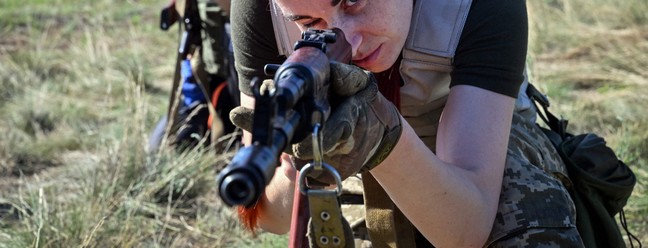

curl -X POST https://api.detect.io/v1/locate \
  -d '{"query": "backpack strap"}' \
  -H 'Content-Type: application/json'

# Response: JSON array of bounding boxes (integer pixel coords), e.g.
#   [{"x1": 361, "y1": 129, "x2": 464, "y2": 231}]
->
[
  {"x1": 525, "y1": 83, "x2": 569, "y2": 140},
  {"x1": 526, "y1": 83, "x2": 643, "y2": 248}
]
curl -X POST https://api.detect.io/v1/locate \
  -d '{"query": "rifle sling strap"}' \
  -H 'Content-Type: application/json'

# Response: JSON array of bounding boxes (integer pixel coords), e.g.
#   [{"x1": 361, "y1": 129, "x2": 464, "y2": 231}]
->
[
  {"x1": 307, "y1": 189, "x2": 353, "y2": 248},
  {"x1": 525, "y1": 83, "x2": 568, "y2": 139},
  {"x1": 362, "y1": 173, "x2": 417, "y2": 248}
]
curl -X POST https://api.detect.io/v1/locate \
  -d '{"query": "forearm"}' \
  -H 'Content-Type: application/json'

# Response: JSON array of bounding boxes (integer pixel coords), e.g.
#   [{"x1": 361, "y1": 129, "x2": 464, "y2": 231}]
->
[
  {"x1": 370, "y1": 121, "x2": 499, "y2": 246},
  {"x1": 256, "y1": 157, "x2": 296, "y2": 234},
  {"x1": 239, "y1": 93, "x2": 295, "y2": 234},
  {"x1": 370, "y1": 86, "x2": 514, "y2": 247}
]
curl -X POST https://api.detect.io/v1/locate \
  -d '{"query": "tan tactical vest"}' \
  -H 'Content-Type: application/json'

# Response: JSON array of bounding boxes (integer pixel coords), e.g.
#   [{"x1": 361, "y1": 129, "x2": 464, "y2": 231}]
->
[
  {"x1": 363, "y1": 0, "x2": 536, "y2": 247},
  {"x1": 270, "y1": 0, "x2": 536, "y2": 246},
  {"x1": 400, "y1": 0, "x2": 535, "y2": 149}
]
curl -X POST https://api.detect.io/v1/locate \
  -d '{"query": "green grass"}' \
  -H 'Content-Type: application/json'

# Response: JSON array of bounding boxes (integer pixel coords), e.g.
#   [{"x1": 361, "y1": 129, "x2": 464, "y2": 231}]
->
[
  {"x1": 0, "y1": 0, "x2": 646, "y2": 246},
  {"x1": 0, "y1": 0, "x2": 284, "y2": 247}
]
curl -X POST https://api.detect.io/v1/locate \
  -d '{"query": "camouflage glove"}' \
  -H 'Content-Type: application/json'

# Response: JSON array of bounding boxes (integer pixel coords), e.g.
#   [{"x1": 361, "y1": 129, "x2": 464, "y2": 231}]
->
[
  {"x1": 291, "y1": 63, "x2": 401, "y2": 184},
  {"x1": 228, "y1": 78, "x2": 276, "y2": 133},
  {"x1": 229, "y1": 62, "x2": 402, "y2": 184}
]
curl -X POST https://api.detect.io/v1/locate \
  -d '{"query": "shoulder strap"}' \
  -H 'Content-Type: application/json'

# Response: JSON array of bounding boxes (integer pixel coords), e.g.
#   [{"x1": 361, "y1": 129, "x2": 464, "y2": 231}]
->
[
  {"x1": 405, "y1": 0, "x2": 472, "y2": 59},
  {"x1": 527, "y1": 83, "x2": 643, "y2": 248},
  {"x1": 525, "y1": 83, "x2": 569, "y2": 139}
]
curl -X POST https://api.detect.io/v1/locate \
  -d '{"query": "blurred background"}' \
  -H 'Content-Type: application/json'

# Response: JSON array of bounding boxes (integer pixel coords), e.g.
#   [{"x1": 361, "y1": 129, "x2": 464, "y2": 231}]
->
[{"x1": 0, "y1": 0, "x2": 646, "y2": 247}]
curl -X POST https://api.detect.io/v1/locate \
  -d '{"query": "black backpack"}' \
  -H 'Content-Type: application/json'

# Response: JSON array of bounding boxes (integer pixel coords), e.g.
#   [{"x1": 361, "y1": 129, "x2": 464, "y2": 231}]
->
[{"x1": 526, "y1": 84, "x2": 641, "y2": 248}]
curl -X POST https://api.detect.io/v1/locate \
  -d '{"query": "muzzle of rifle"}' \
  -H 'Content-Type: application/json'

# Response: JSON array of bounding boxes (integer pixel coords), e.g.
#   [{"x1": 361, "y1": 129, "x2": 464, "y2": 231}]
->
[
  {"x1": 218, "y1": 108, "x2": 301, "y2": 207},
  {"x1": 217, "y1": 143, "x2": 276, "y2": 207}
]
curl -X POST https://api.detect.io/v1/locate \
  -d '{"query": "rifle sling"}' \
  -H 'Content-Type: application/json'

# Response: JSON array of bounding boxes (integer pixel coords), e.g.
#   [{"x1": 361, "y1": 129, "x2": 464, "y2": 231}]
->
[{"x1": 362, "y1": 173, "x2": 417, "y2": 248}]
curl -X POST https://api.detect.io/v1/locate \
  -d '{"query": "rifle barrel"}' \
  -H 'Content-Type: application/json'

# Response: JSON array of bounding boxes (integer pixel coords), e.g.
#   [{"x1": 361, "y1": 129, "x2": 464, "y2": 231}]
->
[{"x1": 217, "y1": 29, "x2": 339, "y2": 207}]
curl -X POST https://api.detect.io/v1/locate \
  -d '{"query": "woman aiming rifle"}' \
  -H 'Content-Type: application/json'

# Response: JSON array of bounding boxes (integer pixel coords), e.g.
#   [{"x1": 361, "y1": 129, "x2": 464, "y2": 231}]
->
[{"x1": 229, "y1": 0, "x2": 584, "y2": 247}]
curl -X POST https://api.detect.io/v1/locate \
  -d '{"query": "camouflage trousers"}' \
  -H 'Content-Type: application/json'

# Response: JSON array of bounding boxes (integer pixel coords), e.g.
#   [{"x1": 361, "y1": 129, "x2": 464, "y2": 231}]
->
[
  {"x1": 342, "y1": 112, "x2": 585, "y2": 247},
  {"x1": 485, "y1": 112, "x2": 584, "y2": 247}
]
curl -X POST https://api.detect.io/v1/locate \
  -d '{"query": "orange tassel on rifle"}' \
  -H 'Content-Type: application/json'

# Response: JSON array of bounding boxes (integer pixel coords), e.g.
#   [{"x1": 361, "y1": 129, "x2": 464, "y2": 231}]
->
[
  {"x1": 207, "y1": 81, "x2": 228, "y2": 129},
  {"x1": 236, "y1": 200, "x2": 263, "y2": 234}
]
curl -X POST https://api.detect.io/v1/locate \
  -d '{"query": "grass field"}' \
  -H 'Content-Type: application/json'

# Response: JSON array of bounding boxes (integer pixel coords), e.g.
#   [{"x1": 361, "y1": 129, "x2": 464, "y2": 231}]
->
[{"x1": 0, "y1": 0, "x2": 646, "y2": 247}]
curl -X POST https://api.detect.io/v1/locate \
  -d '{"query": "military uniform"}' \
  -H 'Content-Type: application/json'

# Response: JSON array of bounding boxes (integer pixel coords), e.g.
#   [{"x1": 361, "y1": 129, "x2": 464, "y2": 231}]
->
[{"x1": 231, "y1": 0, "x2": 584, "y2": 246}]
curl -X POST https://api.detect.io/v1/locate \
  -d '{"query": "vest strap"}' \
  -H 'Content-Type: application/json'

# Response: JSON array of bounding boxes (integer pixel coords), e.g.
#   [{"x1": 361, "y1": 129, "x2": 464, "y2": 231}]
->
[{"x1": 362, "y1": 173, "x2": 417, "y2": 248}]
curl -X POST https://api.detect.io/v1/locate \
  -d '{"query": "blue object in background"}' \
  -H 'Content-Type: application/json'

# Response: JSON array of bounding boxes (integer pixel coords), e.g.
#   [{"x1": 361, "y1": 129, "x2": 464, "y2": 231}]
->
[{"x1": 180, "y1": 59, "x2": 206, "y2": 107}]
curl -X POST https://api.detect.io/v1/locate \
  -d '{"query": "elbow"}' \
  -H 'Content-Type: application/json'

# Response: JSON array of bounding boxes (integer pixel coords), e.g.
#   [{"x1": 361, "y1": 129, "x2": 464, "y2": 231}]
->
[
  {"x1": 427, "y1": 194, "x2": 497, "y2": 247},
  {"x1": 236, "y1": 199, "x2": 291, "y2": 235},
  {"x1": 258, "y1": 211, "x2": 290, "y2": 234},
  {"x1": 462, "y1": 233, "x2": 491, "y2": 248},
  {"x1": 258, "y1": 218, "x2": 290, "y2": 234},
  {"x1": 458, "y1": 207, "x2": 497, "y2": 247},
  {"x1": 434, "y1": 228, "x2": 491, "y2": 248}
]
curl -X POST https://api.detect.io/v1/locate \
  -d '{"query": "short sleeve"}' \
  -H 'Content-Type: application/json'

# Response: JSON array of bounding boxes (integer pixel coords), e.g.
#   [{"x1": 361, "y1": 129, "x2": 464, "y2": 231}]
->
[
  {"x1": 230, "y1": 0, "x2": 286, "y2": 96},
  {"x1": 450, "y1": 0, "x2": 528, "y2": 98}
]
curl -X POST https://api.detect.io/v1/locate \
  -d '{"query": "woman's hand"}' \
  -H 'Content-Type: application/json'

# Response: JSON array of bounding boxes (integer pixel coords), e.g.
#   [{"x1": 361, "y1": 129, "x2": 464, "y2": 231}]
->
[{"x1": 230, "y1": 62, "x2": 402, "y2": 184}]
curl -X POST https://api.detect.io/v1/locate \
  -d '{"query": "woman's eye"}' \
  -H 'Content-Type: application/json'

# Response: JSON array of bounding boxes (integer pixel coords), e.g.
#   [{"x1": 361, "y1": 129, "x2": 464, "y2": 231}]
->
[
  {"x1": 344, "y1": 0, "x2": 359, "y2": 7},
  {"x1": 303, "y1": 19, "x2": 322, "y2": 28}
]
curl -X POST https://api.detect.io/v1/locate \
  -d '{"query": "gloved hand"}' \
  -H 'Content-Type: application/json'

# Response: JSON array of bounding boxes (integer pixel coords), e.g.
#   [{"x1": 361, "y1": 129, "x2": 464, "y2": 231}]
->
[{"x1": 230, "y1": 62, "x2": 402, "y2": 184}]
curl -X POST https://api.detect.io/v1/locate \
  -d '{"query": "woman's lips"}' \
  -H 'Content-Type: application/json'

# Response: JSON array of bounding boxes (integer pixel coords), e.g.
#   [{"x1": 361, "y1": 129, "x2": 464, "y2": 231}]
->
[{"x1": 352, "y1": 45, "x2": 382, "y2": 68}]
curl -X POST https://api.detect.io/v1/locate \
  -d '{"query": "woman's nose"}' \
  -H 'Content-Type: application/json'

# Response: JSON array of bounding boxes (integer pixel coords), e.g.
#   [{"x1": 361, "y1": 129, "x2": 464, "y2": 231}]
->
[
  {"x1": 346, "y1": 32, "x2": 362, "y2": 57},
  {"x1": 329, "y1": 16, "x2": 362, "y2": 57},
  {"x1": 335, "y1": 26, "x2": 361, "y2": 57}
]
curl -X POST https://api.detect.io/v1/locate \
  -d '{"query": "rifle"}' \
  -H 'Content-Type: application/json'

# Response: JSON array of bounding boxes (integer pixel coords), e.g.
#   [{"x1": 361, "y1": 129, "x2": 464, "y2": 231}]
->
[
  {"x1": 159, "y1": 0, "x2": 202, "y2": 57},
  {"x1": 217, "y1": 28, "x2": 345, "y2": 207},
  {"x1": 159, "y1": 0, "x2": 179, "y2": 31},
  {"x1": 217, "y1": 29, "x2": 351, "y2": 247},
  {"x1": 157, "y1": 0, "x2": 204, "y2": 146},
  {"x1": 157, "y1": 0, "x2": 233, "y2": 149}
]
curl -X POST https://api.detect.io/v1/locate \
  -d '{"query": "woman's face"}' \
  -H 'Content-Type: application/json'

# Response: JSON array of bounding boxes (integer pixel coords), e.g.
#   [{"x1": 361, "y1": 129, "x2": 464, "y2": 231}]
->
[{"x1": 274, "y1": 0, "x2": 413, "y2": 72}]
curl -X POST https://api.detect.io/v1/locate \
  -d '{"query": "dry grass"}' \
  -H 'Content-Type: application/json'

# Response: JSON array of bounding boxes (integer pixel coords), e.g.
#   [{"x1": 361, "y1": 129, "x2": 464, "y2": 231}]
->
[
  {"x1": 0, "y1": 0, "x2": 285, "y2": 247},
  {"x1": 528, "y1": 0, "x2": 648, "y2": 243}
]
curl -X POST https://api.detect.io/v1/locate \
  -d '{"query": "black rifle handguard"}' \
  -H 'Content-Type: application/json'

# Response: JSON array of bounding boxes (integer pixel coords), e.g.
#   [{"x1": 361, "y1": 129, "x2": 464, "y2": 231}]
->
[{"x1": 217, "y1": 29, "x2": 349, "y2": 207}]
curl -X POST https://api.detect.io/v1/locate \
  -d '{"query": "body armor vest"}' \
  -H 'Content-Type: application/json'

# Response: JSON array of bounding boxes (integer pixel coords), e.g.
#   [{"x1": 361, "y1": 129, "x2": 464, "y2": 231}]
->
[
  {"x1": 400, "y1": 0, "x2": 535, "y2": 149},
  {"x1": 269, "y1": 0, "x2": 537, "y2": 246}
]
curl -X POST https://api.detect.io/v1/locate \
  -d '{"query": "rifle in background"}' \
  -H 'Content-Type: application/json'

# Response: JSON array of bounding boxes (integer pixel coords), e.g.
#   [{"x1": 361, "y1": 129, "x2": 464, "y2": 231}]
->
[{"x1": 152, "y1": 0, "x2": 236, "y2": 152}]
